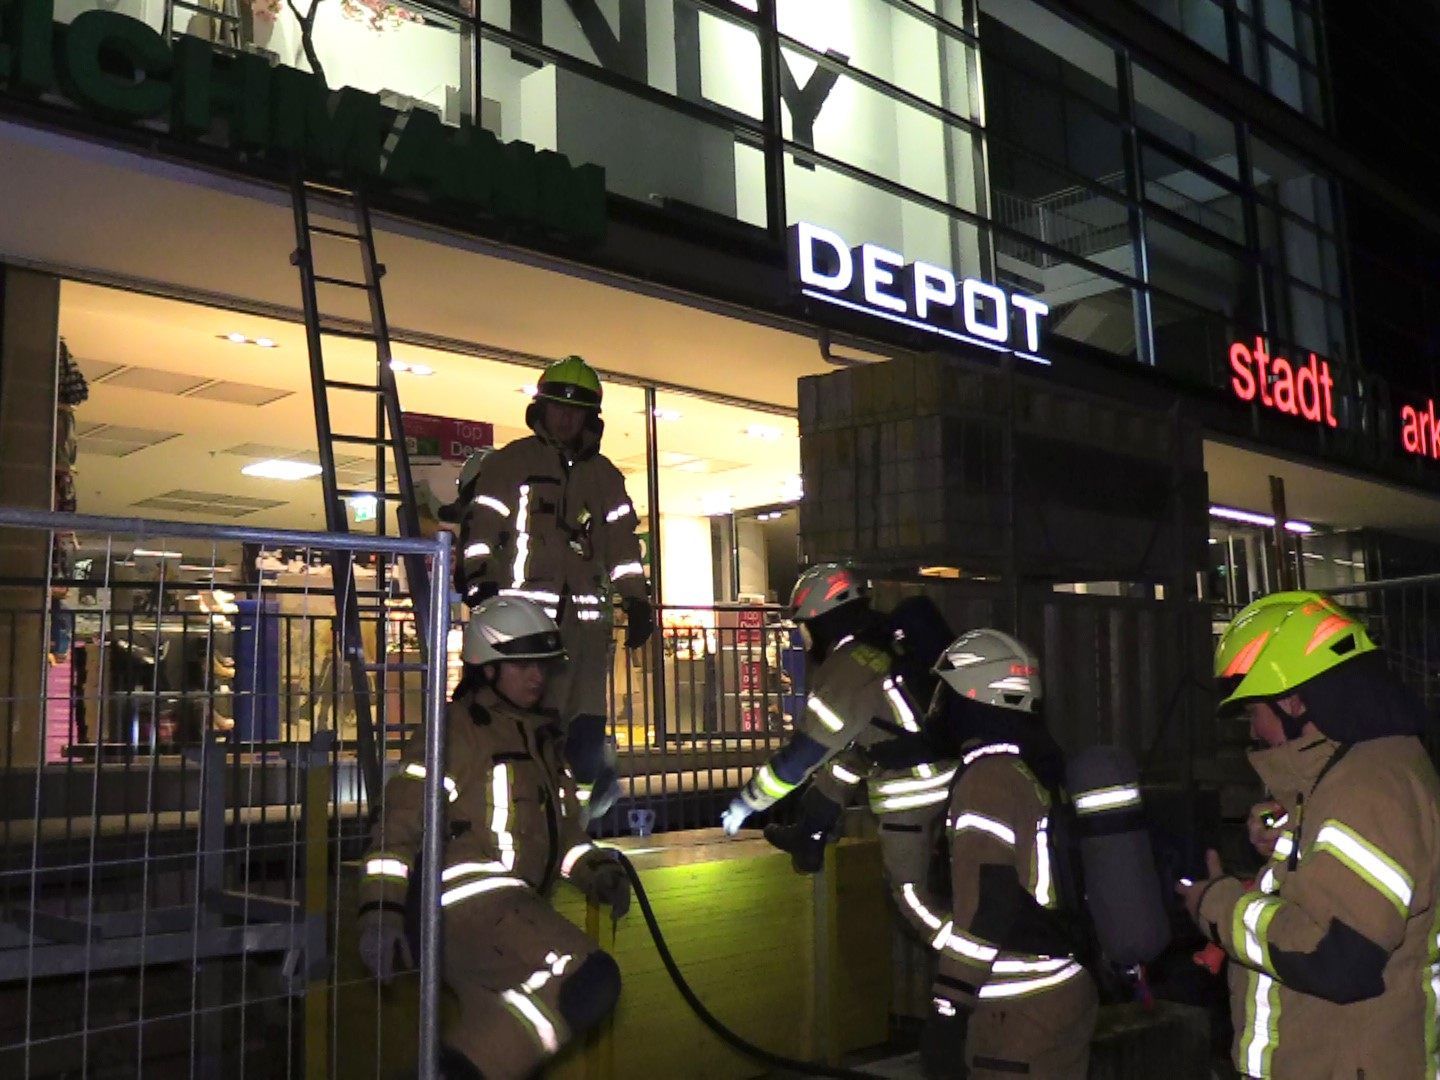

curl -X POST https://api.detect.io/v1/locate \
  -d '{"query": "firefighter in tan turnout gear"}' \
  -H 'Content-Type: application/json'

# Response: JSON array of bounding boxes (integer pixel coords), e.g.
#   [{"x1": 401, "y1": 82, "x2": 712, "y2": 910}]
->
[
  {"x1": 1178, "y1": 591, "x2": 1440, "y2": 1080},
  {"x1": 923, "y1": 629, "x2": 1097, "y2": 1080},
  {"x1": 719, "y1": 563, "x2": 934, "y2": 854},
  {"x1": 356, "y1": 596, "x2": 630, "y2": 1080},
  {"x1": 458, "y1": 356, "x2": 653, "y2": 822}
]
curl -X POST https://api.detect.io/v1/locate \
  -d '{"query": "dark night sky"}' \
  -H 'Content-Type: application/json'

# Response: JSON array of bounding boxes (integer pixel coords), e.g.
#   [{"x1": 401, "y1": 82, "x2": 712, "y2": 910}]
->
[{"x1": 1323, "y1": 0, "x2": 1440, "y2": 392}]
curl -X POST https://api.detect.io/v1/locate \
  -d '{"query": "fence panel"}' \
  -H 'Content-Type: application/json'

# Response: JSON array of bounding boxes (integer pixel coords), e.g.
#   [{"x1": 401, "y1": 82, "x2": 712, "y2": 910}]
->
[{"x1": 0, "y1": 508, "x2": 449, "y2": 1080}]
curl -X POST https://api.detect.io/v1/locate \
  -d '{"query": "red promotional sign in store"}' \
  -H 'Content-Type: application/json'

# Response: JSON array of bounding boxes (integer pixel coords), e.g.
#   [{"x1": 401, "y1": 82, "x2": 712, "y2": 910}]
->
[
  {"x1": 1228, "y1": 337, "x2": 1337, "y2": 428},
  {"x1": 401, "y1": 413, "x2": 494, "y2": 462}
]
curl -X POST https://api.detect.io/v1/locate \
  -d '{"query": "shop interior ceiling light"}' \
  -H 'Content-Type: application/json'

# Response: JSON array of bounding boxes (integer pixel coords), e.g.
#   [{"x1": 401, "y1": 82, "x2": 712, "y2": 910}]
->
[
  {"x1": 1208, "y1": 505, "x2": 1312, "y2": 534},
  {"x1": 242, "y1": 459, "x2": 324, "y2": 481},
  {"x1": 651, "y1": 408, "x2": 683, "y2": 421},
  {"x1": 520, "y1": 384, "x2": 538, "y2": 397},
  {"x1": 133, "y1": 548, "x2": 183, "y2": 558},
  {"x1": 220, "y1": 332, "x2": 279, "y2": 348},
  {"x1": 389, "y1": 359, "x2": 433, "y2": 376}
]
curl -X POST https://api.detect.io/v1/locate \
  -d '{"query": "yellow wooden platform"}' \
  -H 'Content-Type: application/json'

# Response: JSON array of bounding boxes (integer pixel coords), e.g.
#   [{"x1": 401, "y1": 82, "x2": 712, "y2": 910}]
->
[{"x1": 332, "y1": 829, "x2": 892, "y2": 1079}]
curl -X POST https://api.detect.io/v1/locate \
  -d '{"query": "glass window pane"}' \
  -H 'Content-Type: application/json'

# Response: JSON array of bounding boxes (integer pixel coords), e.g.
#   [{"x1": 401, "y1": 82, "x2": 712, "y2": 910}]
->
[
  {"x1": 481, "y1": 38, "x2": 766, "y2": 226},
  {"x1": 1142, "y1": 146, "x2": 1246, "y2": 243},
  {"x1": 1281, "y1": 218, "x2": 1324, "y2": 290},
  {"x1": 978, "y1": 0, "x2": 1120, "y2": 113},
  {"x1": 1145, "y1": 218, "x2": 1261, "y2": 323},
  {"x1": 1262, "y1": 0, "x2": 1298, "y2": 50},
  {"x1": 1184, "y1": 0, "x2": 1230, "y2": 58},
  {"x1": 1294, "y1": 10, "x2": 1319, "y2": 62},
  {"x1": 777, "y1": 0, "x2": 983, "y2": 124},
  {"x1": 652, "y1": 391, "x2": 800, "y2": 738},
  {"x1": 1249, "y1": 138, "x2": 1334, "y2": 230},
  {"x1": 981, "y1": 62, "x2": 1127, "y2": 189},
  {"x1": 1149, "y1": 289, "x2": 1241, "y2": 386},
  {"x1": 168, "y1": 0, "x2": 473, "y2": 124},
  {"x1": 1132, "y1": 65, "x2": 1238, "y2": 169},
  {"x1": 1034, "y1": 274, "x2": 1142, "y2": 360},
  {"x1": 480, "y1": 0, "x2": 764, "y2": 121},
  {"x1": 780, "y1": 48, "x2": 982, "y2": 215},
  {"x1": 1277, "y1": 282, "x2": 1344, "y2": 357},
  {"x1": 990, "y1": 151, "x2": 1131, "y2": 267},
  {"x1": 1265, "y1": 44, "x2": 1303, "y2": 112},
  {"x1": 785, "y1": 154, "x2": 989, "y2": 278}
]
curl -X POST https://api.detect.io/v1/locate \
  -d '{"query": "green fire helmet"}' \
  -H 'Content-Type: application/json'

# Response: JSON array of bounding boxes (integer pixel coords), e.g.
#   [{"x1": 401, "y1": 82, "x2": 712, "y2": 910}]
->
[
  {"x1": 535, "y1": 355, "x2": 602, "y2": 410},
  {"x1": 1215, "y1": 590, "x2": 1377, "y2": 709}
]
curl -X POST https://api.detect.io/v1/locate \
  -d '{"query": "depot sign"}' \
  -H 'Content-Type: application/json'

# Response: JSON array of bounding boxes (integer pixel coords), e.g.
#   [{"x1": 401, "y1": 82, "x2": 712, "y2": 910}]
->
[
  {"x1": 789, "y1": 222, "x2": 1050, "y2": 364},
  {"x1": 0, "y1": 0, "x2": 606, "y2": 243}
]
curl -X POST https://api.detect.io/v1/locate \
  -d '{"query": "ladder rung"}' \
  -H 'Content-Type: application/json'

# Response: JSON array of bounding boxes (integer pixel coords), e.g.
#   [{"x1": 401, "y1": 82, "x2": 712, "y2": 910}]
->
[
  {"x1": 302, "y1": 179, "x2": 352, "y2": 198},
  {"x1": 323, "y1": 379, "x2": 380, "y2": 393},
  {"x1": 336, "y1": 489, "x2": 405, "y2": 501},
  {"x1": 318, "y1": 326, "x2": 375, "y2": 343},
  {"x1": 314, "y1": 274, "x2": 369, "y2": 290},
  {"x1": 309, "y1": 224, "x2": 362, "y2": 241},
  {"x1": 331, "y1": 434, "x2": 391, "y2": 447}
]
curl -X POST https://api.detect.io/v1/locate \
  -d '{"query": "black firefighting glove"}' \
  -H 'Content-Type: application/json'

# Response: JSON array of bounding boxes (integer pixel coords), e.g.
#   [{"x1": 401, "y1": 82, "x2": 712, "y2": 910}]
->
[
  {"x1": 357, "y1": 909, "x2": 413, "y2": 984},
  {"x1": 622, "y1": 597, "x2": 654, "y2": 650},
  {"x1": 582, "y1": 859, "x2": 632, "y2": 922},
  {"x1": 920, "y1": 1007, "x2": 970, "y2": 1079}
]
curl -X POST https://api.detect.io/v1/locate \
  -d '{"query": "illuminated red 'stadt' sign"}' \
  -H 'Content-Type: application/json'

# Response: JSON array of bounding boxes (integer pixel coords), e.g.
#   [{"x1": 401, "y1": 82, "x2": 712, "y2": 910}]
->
[
  {"x1": 1229, "y1": 337, "x2": 1337, "y2": 428},
  {"x1": 1400, "y1": 399, "x2": 1440, "y2": 459}
]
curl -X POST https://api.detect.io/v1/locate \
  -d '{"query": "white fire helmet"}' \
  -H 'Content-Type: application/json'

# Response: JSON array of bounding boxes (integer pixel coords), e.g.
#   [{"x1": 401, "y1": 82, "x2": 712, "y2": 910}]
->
[
  {"x1": 462, "y1": 596, "x2": 566, "y2": 666},
  {"x1": 933, "y1": 628, "x2": 1041, "y2": 713}
]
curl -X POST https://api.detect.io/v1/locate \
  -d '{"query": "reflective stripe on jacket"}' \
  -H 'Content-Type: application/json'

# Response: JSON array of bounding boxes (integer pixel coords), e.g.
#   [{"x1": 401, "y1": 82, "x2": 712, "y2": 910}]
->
[
  {"x1": 1198, "y1": 735, "x2": 1440, "y2": 1079},
  {"x1": 359, "y1": 686, "x2": 607, "y2": 915},
  {"x1": 458, "y1": 434, "x2": 646, "y2": 609}
]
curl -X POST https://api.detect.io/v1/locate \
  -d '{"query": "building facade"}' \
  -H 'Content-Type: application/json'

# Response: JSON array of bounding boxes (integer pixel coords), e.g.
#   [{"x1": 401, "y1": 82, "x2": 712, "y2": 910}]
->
[{"x1": 0, "y1": 0, "x2": 1435, "y2": 615}]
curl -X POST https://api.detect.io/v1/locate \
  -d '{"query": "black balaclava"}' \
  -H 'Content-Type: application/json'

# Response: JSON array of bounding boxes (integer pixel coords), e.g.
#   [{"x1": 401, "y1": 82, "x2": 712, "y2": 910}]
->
[
  {"x1": 929, "y1": 691, "x2": 1066, "y2": 793},
  {"x1": 1294, "y1": 650, "x2": 1425, "y2": 745},
  {"x1": 803, "y1": 599, "x2": 880, "y2": 663}
]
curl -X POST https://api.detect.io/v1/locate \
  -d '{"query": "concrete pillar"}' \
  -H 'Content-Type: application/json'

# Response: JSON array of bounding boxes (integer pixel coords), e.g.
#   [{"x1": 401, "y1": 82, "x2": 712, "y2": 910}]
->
[{"x1": 0, "y1": 267, "x2": 61, "y2": 768}]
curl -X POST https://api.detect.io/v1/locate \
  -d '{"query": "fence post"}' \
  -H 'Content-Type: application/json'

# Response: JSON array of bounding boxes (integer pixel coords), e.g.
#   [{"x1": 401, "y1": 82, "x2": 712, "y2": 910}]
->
[{"x1": 418, "y1": 531, "x2": 452, "y2": 1080}]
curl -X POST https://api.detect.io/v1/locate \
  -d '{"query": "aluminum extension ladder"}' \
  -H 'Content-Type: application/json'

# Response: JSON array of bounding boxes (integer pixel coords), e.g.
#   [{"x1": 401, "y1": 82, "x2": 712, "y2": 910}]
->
[{"x1": 288, "y1": 178, "x2": 433, "y2": 805}]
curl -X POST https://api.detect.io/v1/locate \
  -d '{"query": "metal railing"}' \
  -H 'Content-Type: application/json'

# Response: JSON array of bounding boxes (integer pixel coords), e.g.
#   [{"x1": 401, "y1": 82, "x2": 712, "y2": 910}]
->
[
  {"x1": 606, "y1": 603, "x2": 800, "y2": 836},
  {"x1": 0, "y1": 507, "x2": 452, "y2": 1080}
]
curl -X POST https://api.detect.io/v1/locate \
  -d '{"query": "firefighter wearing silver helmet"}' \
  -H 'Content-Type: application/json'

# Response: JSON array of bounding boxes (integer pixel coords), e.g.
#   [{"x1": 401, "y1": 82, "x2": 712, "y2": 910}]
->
[
  {"x1": 722, "y1": 563, "x2": 932, "y2": 860},
  {"x1": 357, "y1": 596, "x2": 629, "y2": 1080},
  {"x1": 456, "y1": 356, "x2": 652, "y2": 824},
  {"x1": 921, "y1": 628, "x2": 1097, "y2": 1080}
]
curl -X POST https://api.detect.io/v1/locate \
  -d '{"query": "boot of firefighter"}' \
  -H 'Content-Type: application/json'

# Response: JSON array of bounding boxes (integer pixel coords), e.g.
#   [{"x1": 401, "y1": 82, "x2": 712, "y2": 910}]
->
[{"x1": 764, "y1": 786, "x2": 843, "y2": 874}]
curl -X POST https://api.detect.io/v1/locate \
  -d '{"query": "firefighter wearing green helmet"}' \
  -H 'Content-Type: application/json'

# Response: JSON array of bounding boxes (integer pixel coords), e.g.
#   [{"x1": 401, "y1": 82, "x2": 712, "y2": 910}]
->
[
  {"x1": 457, "y1": 356, "x2": 653, "y2": 824},
  {"x1": 1178, "y1": 591, "x2": 1440, "y2": 1079}
]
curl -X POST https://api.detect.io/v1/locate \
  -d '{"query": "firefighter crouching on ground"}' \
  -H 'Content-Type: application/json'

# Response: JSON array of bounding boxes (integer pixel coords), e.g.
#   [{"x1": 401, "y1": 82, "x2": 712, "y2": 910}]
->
[
  {"x1": 923, "y1": 628, "x2": 1097, "y2": 1080},
  {"x1": 457, "y1": 355, "x2": 654, "y2": 821},
  {"x1": 356, "y1": 596, "x2": 631, "y2": 1080},
  {"x1": 1178, "y1": 591, "x2": 1440, "y2": 1079},
  {"x1": 720, "y1": 563, "x2": 930, "y2": 855}
]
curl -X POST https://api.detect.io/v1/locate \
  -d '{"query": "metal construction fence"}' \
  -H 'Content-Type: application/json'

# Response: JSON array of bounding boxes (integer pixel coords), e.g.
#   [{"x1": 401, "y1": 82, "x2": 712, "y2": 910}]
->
[
  {"x1": 1328, "y1": 574, "x2": 1440, "y2": 757},
  {"x1": 0, "y1": 507, "x2": 452, "y2": 1080}
]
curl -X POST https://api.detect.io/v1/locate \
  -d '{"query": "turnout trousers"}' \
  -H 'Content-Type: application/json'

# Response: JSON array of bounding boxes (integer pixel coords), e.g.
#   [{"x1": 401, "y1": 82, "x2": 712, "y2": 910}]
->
[{"x1": 443, "y1": 884, "x2": 619, "y2": 1080}]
